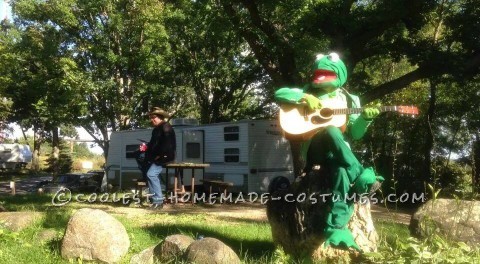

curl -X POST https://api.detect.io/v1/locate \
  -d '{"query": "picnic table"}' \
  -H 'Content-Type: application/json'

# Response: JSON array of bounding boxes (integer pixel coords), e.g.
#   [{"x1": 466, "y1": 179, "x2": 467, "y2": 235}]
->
[
  {"x1": 165, "y1": 162, "x2": 210, "y2": 203},
  {"x1": 200, "y1": 179, "x2": 234, "y2": 196}
]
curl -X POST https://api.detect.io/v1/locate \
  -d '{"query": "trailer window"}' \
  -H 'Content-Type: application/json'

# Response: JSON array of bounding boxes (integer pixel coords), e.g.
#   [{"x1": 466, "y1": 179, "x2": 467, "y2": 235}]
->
[
  {"x1": 125, "y1": 145, "x2": 139, "y2": 159},
  {"x1": 224, "y1": 126, "x2": 239, "y2": 141},
  {"x1": 186, "y1": 143, "x2": 201, "y2": 159},
  {"x1": 224, "y1": 148, "x2": 239, "y2": 162}
]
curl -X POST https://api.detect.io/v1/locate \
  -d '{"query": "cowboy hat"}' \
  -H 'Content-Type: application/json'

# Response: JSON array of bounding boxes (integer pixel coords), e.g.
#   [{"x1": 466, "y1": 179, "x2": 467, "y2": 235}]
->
[{"x1": 148, "y1": 107, "x2": 170, "y2": 118}]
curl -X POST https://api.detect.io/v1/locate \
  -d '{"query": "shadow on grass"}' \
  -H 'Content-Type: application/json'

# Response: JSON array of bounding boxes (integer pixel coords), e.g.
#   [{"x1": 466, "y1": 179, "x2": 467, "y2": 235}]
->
[
  {"x1": 47, "y1": 237, "x2": 63, "y2": 258},
  {"x1": 0, "y1": 193, "x2": 54, "y2": 211},
  {"x1": 0, "y1": 169, "x2": 45, "y2": 180},
  {"x1": 1, "y1": 193, "x2": 74, "y2": 229},
  {"x1": 213, "y1": 215, "x2": 268, "y2": 224},
  {"x1": 143, "y1": 223, "x2": 275, "y2": 258},
  {"x1": 43, "y1": 207, "x2": 73, "y2": 229}
]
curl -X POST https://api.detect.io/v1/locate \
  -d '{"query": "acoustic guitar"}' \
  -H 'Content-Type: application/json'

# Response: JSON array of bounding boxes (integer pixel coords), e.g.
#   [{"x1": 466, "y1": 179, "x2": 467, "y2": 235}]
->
[{"x1": 279, "y1": 98, "x2": 419, "y2": 139}]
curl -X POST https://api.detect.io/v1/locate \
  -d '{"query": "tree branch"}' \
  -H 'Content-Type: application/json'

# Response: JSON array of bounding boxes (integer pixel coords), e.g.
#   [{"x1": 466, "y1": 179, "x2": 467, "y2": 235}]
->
[
  {"x1": 222, "y1": 2, "x2": 281, "y2": 82},
  {"x1": 222, "y1": 1, "x2": 300, "y2": 86},
  {"x1": 363, "y1": 51, "x2": 480, "y2": 102},
  {"x1": 362, "y1": 67, "x2": 428, "y2": 103},
  {"x1": 239, "y1": 0, "x2": 299, "y2": 84}
]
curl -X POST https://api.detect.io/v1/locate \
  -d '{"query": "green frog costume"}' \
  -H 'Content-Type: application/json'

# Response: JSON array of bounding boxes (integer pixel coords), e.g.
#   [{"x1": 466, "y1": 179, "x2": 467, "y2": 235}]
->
[{"x1": 275, "y1": 53, "x2": 383, "y2": 251}]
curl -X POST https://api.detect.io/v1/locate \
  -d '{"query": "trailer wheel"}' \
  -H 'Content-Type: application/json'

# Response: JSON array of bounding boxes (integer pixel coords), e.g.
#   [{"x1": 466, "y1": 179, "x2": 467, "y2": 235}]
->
[{"x1": 268, "y1": 176, "x2": 290, "y2": 193}]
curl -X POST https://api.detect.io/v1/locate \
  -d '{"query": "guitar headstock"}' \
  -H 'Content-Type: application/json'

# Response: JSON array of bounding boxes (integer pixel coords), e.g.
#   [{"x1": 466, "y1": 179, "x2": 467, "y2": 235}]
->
[{"x1": 397, "y1": 106, "x2": 419, "y2": 116}]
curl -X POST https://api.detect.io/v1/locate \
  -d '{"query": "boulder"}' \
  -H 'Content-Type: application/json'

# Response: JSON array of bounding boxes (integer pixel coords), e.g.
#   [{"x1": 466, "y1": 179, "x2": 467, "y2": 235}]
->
[
  {"x1": 184, "y1": 237, "x2": 241, "y2": 264},
  {"x1": 410, "y1": 198, "x2": 480, "y2": 246},
  {"x1": 130, "y1": 246, "x2": 155, "y2": 264},
  {"x1": 155, "y1": 234, "x2": 194, "y2": 261},
  {"x1": 0, "y1": 212, "x2": 43, "y2": 231},
  {"x1": 61, "y1": 208, "x2": 130, "y2": 263},
  {"x1": 267, "y1": 169, "x2": 378, "y2": 261}
]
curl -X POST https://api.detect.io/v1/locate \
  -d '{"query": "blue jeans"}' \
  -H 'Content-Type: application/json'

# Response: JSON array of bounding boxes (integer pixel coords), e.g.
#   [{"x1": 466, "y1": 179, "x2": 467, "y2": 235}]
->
[{"x1": 146, "y1": 163, "x2": 163, "y2": 204}]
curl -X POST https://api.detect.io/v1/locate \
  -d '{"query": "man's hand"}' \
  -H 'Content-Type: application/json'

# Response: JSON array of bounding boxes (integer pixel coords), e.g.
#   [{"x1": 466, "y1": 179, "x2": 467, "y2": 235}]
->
[
  {"x1": 361, "y1": 107, "x2": 380, "y2": 120},
  {"x1": 303, "y1": 94, "x2": 322, "y2": 110}
]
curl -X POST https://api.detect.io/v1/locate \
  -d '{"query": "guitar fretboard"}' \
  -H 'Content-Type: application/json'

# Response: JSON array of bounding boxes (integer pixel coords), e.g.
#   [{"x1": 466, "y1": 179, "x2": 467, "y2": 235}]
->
[{"x1": 333, "y1": 106, "x2": 403, "y2": 115}]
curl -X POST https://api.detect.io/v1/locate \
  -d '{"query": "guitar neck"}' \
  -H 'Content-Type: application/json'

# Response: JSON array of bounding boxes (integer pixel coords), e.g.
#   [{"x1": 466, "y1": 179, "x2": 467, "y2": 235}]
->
[{"x1": 333, "y1": 106, "x2": 401, "y2": 115}]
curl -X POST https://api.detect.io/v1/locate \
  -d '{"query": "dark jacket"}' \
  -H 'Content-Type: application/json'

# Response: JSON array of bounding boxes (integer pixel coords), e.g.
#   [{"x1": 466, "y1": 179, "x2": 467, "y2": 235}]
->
[{"x1": 146, "y1": 122, "x2": 176, "y2": 166}]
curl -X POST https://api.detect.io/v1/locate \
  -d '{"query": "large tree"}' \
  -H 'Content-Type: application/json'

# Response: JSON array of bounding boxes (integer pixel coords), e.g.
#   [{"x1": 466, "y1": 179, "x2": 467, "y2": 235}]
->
[
  {"x1": 162, "y1": 0, "x2": 268, "y2": 124},
  {"x1": 0, "y1": 19, "x2": 15, "y2": 141},
  {"x1": 221, "y1": 0, "x2": 480, "y2": 178},
  {"x1": 1, "y1": 12, "x2": 85, "y2": 173},
  {"x1": 11, "y1": 0, "x2": 178, "y2": 158},
  {"x1": 221, "y1": 0, "x2": 479, "y2": 99}
]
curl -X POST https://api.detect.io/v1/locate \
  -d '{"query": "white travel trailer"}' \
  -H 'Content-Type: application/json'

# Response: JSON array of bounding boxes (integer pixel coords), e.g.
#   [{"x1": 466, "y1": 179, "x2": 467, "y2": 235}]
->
[
  {"x1": 0, "y1": 143, "x2": 33, "y2": 169},
  {"x1": 106, "y1": 119, "x2": 294, "y2": 193}
]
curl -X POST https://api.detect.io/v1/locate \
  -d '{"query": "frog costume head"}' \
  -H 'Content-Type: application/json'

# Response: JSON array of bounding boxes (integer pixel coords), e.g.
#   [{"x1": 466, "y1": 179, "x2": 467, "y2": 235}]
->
[{"x1": 310, "y1": 52, "x2": 347, "y2": 92}]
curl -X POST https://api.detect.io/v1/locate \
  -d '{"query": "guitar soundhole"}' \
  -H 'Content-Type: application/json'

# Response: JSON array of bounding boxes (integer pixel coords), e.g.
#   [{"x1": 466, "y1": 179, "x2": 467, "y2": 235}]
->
[{"x1": 311, "y1": 108, "x2": 333, "y2": 124}]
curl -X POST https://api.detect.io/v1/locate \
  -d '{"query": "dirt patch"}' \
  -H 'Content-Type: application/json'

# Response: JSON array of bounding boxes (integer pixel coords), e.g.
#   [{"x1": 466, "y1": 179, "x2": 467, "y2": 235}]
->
[
  {"x1": 91, "y1": 202, "x2": 268, "y2": 222},
  {"x1": 79, "y1": 202, "x2": 411, "y2": 225},
  {"x1": 1, "y1": 177, "x2": 412, "y2": 225},
  {"x1": 370, "y1": 205, "x2": 412, "y2": 225}
]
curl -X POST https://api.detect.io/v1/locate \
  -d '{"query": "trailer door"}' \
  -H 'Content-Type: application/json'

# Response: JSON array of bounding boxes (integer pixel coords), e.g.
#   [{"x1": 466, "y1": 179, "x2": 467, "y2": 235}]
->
[{"x1": 179, "y1": 130, "x2": 204, "y2": 187}]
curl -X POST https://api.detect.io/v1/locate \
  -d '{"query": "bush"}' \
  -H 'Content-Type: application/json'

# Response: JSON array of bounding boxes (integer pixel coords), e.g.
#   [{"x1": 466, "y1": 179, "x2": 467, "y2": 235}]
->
[
  {"x1": 44, "y1": 152, "x2": 73, "y2": 174},
  {"x1": 364, "y1": 233, "x2": 480, "y2": 263},
  {"x1": 432, "y1": 158, "x2": 472, "y2": 198}
]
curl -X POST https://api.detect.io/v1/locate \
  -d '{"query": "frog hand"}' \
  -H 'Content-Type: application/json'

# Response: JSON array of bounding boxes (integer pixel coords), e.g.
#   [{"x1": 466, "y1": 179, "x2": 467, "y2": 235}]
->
[
  {"x1": 302, "y1": 94, "x2": 322, "y2": 110},
  {"x1": 361, "y1": 107, "x2": 380, "y2": 120}
]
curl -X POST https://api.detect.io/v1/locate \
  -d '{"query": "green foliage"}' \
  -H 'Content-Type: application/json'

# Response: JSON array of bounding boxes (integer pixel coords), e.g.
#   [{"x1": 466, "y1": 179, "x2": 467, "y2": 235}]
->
[
  {"x1": 2, "y1": 17, "x2": 86, "y2": 128},
  {"x1": 0, "y1": 21, "x2": 16, "y2": 133},
  {"x1": 365, "y1": 233, "x2": 480, "y2": 263},
  {"x1": 71, "y1": 143, "x2": 96, "y2": 159},
  {"x1": 432, "y1": 158, "x2": 472, "y2": 197},
  {"x1": 350, "y1": 69, "x2": 479, "y2": 200},
  {"x1": 6, "y1": 0, "x2": 178, "y2": 157},
  {"x1": 362, "y1": 220, "x2": 480, "y2": 263},
  {"x1": 217, "y1": 0, "x2": 480, "y2": 194},
  {"x1": 161, "y1": 1, "x2": 269, "y2": 124},
  {"x1": 44, "y1": 152, "x2": 73, "y2": 174}
]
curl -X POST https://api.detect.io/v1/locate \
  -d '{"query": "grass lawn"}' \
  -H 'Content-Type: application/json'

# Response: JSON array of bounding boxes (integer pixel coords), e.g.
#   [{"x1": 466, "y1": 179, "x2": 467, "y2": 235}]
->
[
  {"x1": 0, "y1": 193, "x2": 276, "y2": 263},
  {"x1": 1, "y1": 193, "x2": 479, "y2": 263}
]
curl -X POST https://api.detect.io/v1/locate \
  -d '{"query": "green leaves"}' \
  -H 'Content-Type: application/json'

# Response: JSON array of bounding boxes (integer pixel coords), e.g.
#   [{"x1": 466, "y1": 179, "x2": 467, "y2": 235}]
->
[
  {"x1": 365, "y1": 229, "x2": 480, "y2": 263},
  {"x1": 160, "y1": 1, "x2": 267, "y2": 123},
  {"x1": 4, "y1": 0, "x2": 177, "y2": 156}
]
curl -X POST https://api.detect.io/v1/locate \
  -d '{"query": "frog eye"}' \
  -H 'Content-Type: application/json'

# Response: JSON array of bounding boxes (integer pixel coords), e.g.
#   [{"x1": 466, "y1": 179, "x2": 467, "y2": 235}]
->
[
  {"x1": 315, "y1": 54, "x2": 325, "y2": 60},
  {"x1": 328, "y1": 53, "x2": 340, "y2": 62}
]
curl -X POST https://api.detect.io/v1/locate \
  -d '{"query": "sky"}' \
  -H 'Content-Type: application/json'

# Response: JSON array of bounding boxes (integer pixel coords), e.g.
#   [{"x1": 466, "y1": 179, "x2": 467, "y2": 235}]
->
[
  {"x1": 0, "y1": 1, "x2": 12, "y2": 21},
  {"x1": 9, "y1": 123, "x2": 104, "y2": 155}
]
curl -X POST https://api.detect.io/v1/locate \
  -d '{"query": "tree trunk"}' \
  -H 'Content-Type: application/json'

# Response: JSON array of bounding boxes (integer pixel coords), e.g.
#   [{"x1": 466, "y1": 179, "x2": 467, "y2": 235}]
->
[
  {"x1": 473, "y1": 134, "x2": 480, "y2": 194},
  {"x1": 266, "y1": 168, "x2": 378, "y2": 261},
  {"x1": 100, "y1": 127, "x2": 109, "y2": 161},
  {"x1": 52, "y1": 127, "x2": 60, "y2": 177},
  {"x1": 424, "y1": 79, "x2": 437, "y2": 183},
  {"x1": 32, "y1": 125, "x2": 42, "y2": 172}
]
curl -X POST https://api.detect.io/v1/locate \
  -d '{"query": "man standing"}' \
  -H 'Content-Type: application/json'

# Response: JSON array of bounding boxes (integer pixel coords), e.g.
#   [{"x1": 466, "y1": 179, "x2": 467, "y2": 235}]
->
[{"x1": 145, "y1": 107, "x2": 176, "y2": 210}]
